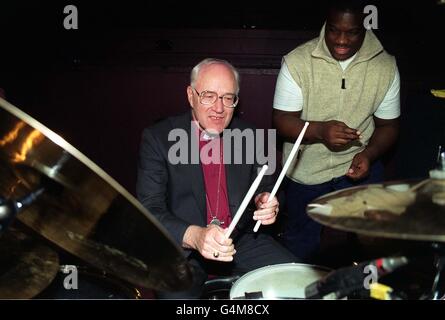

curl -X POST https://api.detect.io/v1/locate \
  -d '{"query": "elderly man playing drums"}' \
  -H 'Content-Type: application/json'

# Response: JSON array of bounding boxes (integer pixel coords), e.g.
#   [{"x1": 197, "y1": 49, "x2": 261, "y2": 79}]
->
[{"x1": 137, "y1": 58, "x2": 297, "y2": 299}]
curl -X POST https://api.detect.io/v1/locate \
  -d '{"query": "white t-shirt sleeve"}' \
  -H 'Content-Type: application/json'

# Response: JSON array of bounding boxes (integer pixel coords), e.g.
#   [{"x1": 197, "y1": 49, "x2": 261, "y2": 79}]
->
[
  {"x1": 272, "y1": 61, "x2": 304, "y2": 112},
  {"x1": 373, "y1": 66, "x2": 401, "y2": 119}
]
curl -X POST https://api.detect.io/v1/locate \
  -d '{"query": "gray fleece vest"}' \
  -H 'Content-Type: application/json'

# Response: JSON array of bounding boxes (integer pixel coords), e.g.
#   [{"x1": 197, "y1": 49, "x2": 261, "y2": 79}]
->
[{"x1": 283, "y1": 24, "x2": 396, "y2": 185}]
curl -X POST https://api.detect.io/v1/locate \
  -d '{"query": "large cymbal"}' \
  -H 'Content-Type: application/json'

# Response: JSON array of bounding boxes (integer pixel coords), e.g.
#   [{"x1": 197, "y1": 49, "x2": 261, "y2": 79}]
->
[
  {"x1": 308, "y1": 180, "x2": 445, "y2": 242},
  {"x1": 0, "y1": 227, "x2": 59, "y2": 299},
  {"x1": 0, "y1": 97, "x2": 192, "y2": 292}
]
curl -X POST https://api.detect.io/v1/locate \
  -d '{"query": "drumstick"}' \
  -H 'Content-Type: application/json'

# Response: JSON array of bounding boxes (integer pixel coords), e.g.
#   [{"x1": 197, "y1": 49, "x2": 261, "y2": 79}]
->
[
  {"x1": 253, "y1": 121, "x2": 309, "y2": 232},
  {"x1": 409, "y1": 179, "x2": 430, "y2": 192},
  {"x1": 225, "y1": 164, "x2": 269, "y2": 239}
]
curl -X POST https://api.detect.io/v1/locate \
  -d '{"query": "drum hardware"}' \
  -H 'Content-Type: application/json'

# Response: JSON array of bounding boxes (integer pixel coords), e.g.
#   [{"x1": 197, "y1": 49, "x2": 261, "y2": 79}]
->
[
  {"x1": 345, "y1": 282, "x2": 408, "y2": 300},
  {"x1": 430, "y1": 145, "x2": 445, "y2": 180},
  {"x1": 437, "y1": 145, "x2": 444, "y2": 170},
  {"x1": 201, "y1": 275, "x2": 240, "y2": 300},
  {"x1": 239, "y1": 291, "x2": 264, "y2": 299},
  {"x1": 0, "y1": 152, "x2": 74, "y2": 236},
  {"x1": 308, "y1": 178, "x2": 445, "y2": 300},
  {"x1": 304, "y1": 256, "x2": 408, "y2": 299},
  {"x1": 0, "y1": 188, "x2": 44, "y2": 235},
  {"x1": 423, "y1": 242, "x2": 445, "y2": 299}
]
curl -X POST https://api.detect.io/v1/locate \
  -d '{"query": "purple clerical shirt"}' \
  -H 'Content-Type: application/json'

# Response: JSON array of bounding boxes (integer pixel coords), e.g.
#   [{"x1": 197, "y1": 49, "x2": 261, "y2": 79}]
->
[{"x1": 198, "y1": 132, "x2": 231, "y2": 227}]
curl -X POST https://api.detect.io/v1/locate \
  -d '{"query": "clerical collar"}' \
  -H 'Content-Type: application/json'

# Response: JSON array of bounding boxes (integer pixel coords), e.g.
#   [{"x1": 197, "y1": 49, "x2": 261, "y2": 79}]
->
[
  {"x1": 191, "y1": 118, "x2": 221, "y2": 141},
  {"x1": 201, "y1": 131, "x2": 219, "y2": 141}
]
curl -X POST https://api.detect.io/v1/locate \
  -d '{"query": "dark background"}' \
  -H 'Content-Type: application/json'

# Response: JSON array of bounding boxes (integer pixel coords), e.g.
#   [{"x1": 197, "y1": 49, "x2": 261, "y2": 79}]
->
[{"x1": 0, "y1": 0, "x2": 444, "y2": 194}]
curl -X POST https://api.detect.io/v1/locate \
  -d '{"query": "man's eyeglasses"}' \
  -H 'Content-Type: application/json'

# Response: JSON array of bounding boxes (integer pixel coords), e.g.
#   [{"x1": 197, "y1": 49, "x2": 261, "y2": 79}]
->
[{"x1": 192, "y1": 87, "x2": 239, "y2": 108}]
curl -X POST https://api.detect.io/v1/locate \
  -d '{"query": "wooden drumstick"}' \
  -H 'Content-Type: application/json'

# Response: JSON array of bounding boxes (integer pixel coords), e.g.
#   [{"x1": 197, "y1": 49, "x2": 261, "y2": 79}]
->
[
  {"x1": 253, "y1": 121, "x2": 309, "y2": 232},
  {"x1": 225, "y1": 165, "x2": 268, "y2": 239}
]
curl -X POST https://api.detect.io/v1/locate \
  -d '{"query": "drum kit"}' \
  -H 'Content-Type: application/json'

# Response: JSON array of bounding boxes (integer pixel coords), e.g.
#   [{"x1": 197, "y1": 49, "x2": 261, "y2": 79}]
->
[
  {"x1": 1, "y1": 96, "x2": 445, "y2": 300},
  {"x1": 0, "y1": 97, "x2": 192, "y2": 298}
]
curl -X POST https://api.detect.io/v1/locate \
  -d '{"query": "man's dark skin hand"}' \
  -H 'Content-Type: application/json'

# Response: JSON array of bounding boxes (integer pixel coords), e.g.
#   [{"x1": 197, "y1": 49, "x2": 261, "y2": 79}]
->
[
  {"x1": 346, "y1": 116, "x2": 399, "y2": 180},
  {"x1": 273, "y1": 110, "x2": 399, "y2": 181},
  {"x1": 273, "y1": 110, "x2": 360, "y2": 149}
]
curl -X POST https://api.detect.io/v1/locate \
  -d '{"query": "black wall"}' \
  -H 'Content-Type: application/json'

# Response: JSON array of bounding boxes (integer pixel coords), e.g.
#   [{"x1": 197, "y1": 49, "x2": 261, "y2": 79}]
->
[{"x1": 1, "y1": 1, "x2": 444, "y2": 194}]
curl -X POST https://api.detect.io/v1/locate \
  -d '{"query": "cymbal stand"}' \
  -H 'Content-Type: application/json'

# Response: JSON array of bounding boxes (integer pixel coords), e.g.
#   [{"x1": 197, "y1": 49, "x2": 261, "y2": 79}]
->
[
  {"x1": 425, "y1": 242, "x2": 445, "y2": 300},
  {"x1": 0, "y1": 188, "x2": 44, "y2": 235}
]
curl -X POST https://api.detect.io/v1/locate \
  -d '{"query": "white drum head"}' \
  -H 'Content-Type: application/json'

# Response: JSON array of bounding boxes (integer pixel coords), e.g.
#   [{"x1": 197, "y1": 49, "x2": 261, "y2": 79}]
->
[{"x1": 230, "y1": 263, "x2": 335, "y2": 299}]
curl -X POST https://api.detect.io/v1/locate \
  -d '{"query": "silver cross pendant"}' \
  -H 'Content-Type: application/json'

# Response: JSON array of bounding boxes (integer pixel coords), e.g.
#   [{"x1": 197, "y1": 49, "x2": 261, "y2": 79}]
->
[{"x1": 209, "y1": 218, "x2": 224, "y2": 227}]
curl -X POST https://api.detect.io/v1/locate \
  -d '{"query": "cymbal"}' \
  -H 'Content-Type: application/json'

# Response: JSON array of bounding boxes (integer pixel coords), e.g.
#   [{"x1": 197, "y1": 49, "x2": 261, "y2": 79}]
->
[
  {"x1": 431, "y1": 89, "x2": 445, "y2": 99},
  {"x1": 0, "y1": 97, "x2": 192, "y2": 292},
  {"x1": 308, "y1": 179, "x2": 445, "y2": 242},
  {"x1": 0, "y1": 227, "x2": 59, "y2": 299}
]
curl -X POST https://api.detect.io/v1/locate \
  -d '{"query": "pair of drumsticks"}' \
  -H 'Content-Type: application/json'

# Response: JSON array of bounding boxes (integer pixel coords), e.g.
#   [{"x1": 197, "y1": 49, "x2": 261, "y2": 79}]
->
[{"x1": 225, "y1": 122, "x2": 309, "y2": 239}]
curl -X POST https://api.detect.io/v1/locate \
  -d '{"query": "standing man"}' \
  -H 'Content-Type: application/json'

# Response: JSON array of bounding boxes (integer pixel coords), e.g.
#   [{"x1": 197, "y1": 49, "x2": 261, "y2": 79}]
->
[
  {"x1": 273, "y1": 0, "x2": 400, "y2": 262},
  {"x1": 137, "y1": 58, "x2": 296, "y2": 298}
]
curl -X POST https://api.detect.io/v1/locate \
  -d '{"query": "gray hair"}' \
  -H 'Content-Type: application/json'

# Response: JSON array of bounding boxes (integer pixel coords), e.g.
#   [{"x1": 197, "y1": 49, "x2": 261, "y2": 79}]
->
[{"x1": 190, "y1": 58, "x2": 240, "y2": 94}]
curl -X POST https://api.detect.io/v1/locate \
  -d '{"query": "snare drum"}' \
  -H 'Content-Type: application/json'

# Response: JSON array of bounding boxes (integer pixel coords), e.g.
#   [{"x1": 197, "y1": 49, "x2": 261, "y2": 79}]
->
[{"x1": 230, "y1": 263, "x2": 335, "y2": 299}]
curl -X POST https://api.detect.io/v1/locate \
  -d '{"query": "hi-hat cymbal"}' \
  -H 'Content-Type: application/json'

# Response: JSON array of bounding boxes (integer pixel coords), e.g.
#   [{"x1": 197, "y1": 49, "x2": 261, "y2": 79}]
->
[
  {"x1": 0, "y1": 97, "x2": 192, "y2": 292},
  {"x1": 0, "y1": 227, "x2": 59, "y2": 299},
  {"x1": 308, "y1": 180, "x2": 445, "y2": 242}
]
